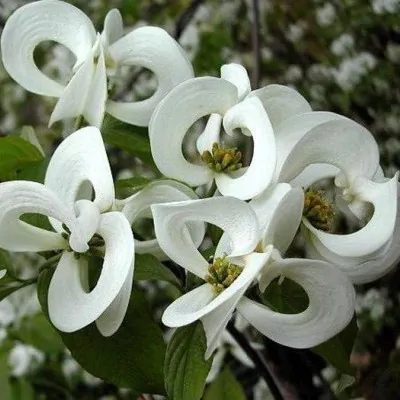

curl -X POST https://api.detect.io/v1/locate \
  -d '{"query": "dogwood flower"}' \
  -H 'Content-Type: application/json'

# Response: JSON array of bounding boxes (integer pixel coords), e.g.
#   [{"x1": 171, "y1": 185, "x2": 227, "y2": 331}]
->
[
  {"x1": 152, "y1": 188, "x2": 355, "y2": 357},
  {"x1": 274, "y1": 111, "x2": 399, "y2": 283},
  {"x1": 301, "y1": 179, "x2": 400, "y2": 284},
  {"x1": 0, "y1": 127, "x2": 134, "y2": 336},
  {"x1": 149, "y1": 63, "x2": 311, "y2": 200},
  {"x1": 1, "y1": 0, "x2": 194, "y2": 128}
]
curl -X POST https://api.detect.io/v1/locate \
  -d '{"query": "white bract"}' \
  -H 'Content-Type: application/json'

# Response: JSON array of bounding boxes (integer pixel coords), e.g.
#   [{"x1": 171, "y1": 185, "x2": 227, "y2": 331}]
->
[
  {"x1": 0, "y1": 127, "x2": 134, "y2": 336},
  {"x1": 149, "y1": 63, "x2": 312, "y2": 200},
  {"x1": 276, "y1": 109, "x2": 400, "y2": 283},
  {"x1": 152, "y1": 188, "x2": 355, "y2": 357},
  {"x1": 115, "y1": 179, "x2": 205, "y2": 260},
  {"x1": 1, "y1": 0, "x2": 194, "y2": 128}
]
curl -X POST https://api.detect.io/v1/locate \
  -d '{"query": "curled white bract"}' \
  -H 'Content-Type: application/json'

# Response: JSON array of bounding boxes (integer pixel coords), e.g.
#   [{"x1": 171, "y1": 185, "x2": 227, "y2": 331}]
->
[{"x1": 270, "y1": 109, "x2": 400, "y2": 283}]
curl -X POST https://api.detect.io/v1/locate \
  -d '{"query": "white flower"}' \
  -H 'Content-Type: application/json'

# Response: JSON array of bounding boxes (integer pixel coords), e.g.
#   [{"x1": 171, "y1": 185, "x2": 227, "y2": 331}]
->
[
  {"x1": 333, "y1": 53, "x2": 377, "y2": 90},
  {"x1": 272, "y1": 108, "x2": 399, "y2": 283},
  {"x1": 0, "y1": 285, "x2": 40, "y2": 327},
  {"x1": 9, "y1": 343, "x2": 44, "y2": 377},
  {"x1": 356, "y1": 288, "x2": 390, "y2": 320},
  {"x1": 287, "y1": 22, "x2": 306, "y2": 43},
  {"x1": 371, "y1": 0, "x2": 399, "y2": 14},
  {"x1": 152, "y1": 187, "x2": 355, "y2": 356},
  {"x1": 304, "y1": 186, "x2": 400, "y2": 284},
  {"x1": 284, "y1": 65, "x2": 303, "y2": 82},
  {"x1": 179, "y1": 24, "x2": 199, "y2": 61},
  {"x1": 1, "y1": 0, "x2": 194, "y2": 127},
  {"x1": 62, "y1": 353, "x2": 81, "y2": 381},
  {"x1": 387, "y1": 43, "x2": 400, "y2": 63},
  {"x1": 149, "y1": 63, "x2": 311, "y2": 200},
  {"x1": 0, "y1": 127, "x2": 134, "y2": 336},
  {"x1": 315, "y1": 3, "x2": 336, "y2": 27},
  {"x1": 330, "y1": 34, "x2": 354, "y2": 57},
  {"x1": 0, "y1": 298, "x2": 14, "y2": 327}
]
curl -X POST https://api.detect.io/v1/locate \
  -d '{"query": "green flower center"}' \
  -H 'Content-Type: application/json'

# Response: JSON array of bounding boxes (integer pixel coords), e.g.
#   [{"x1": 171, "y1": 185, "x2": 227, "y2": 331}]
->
[
  {"x1": 303, "y1": 190, "x2": 335, "y2": 232},
  {"x1": 201, "y1": 142, "x2": 242, "y2": 173},
  {"x1": 205, "y1": 256, "x2": 243, "y2": 295}
]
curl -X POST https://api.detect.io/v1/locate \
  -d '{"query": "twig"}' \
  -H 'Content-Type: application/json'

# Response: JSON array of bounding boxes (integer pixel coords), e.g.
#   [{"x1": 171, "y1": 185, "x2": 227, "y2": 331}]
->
[
  {"x1": 227, "y1": 322, "x2": 284, "y2": 400},
  {"x1": 174, "y1": 0, "x2": 205, "y2": 39}
]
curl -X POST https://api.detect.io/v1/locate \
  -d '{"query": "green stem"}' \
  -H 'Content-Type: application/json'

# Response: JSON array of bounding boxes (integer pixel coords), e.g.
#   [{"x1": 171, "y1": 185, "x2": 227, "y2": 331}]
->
[{"x1": 227, "y1": 322, "x2": 284, "y2": 400}]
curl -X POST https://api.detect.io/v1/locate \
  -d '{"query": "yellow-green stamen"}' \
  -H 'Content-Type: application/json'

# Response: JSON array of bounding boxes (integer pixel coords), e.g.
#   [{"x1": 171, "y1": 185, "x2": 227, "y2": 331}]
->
[
  {"x1": 205, "y1": 256, "x2": 243, "y2": 295},
  {"x1": 201, "y1": 142, "x2": 242, "y2": 173},
  {"x1": 303, "y1": 189, "x2": 335, "y2": 232}
]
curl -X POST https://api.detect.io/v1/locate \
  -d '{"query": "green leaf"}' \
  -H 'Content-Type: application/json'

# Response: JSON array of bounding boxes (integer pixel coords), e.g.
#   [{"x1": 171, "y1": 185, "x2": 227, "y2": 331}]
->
[
  {"x1": 14, "y1": 158, "x2": 48, "y2": 184},
  {"x1": 207, "y1": 224, "x2": 223, "y2": 247},
  {"x1": 37, "y1": 268, "x2": 166, "y2": 394},
  {"x1": 19, "y1": 213, "x2": 53, "y2": 231},
  {"x1": 0, "y1": 136, "x2": 44, "y2": 181},
  {"x1": 313, "y1": 316, "x2": 358, "y2": 375},
  {"x1": 203, "y1": 368, "x2": 246, "y2": 400},
  {"x1": 134, "y1": 254, "x2": 181, "y2": 289},
  {"x1": 15, "y1": 313, "x2": 64, "y2": 354},
  {"x1": 165, "y1": 321, "x2": 213, "y2": 400},
  {"x1": 261, "y1": 277, "x2": 309, "y2": 314},
  {"x1": 101, "y1": 115, "x2": 157, "y2": 170}
]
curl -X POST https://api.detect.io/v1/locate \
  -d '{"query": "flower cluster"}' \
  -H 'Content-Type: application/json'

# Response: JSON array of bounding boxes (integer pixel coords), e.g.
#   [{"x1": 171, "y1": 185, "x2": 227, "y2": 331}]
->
[{"x1": 0, "y1": 0, "x2": 399, "y2": 372}]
